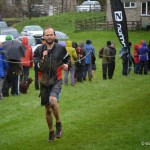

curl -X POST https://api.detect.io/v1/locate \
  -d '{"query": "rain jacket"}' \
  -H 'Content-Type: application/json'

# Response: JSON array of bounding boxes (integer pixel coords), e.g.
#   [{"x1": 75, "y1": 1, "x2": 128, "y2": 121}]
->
[
  {"x1": 21, "y1": 36, "x2": 33, "y2": 67},
  {"x1": 139, "y1": 40, "x2": 145, "y2": 48},
  {"x1": 102, "y1": 46, "x2": 111, "y2": 64},
  {"x1": 33, "y1": 43, "x2": 71, "y2": 81},
  {"x1": 76, "y1": 42, "x2": 86, "y2": 65},
  {"x1": 139, "y1": 42, "x2": 149, "y2": 61},
  {"x1": 133, "y1": 44, "x2": 139, "y2": 64},
  {"x1": 0, "y1": 47, "x2": 8, "y2": 78},
  {"x1": 66, "y1": 41, "x2": 77, "y2": 65},
  {"x1": 84, "y1": 43, "x2": 95, "y2": 64}
]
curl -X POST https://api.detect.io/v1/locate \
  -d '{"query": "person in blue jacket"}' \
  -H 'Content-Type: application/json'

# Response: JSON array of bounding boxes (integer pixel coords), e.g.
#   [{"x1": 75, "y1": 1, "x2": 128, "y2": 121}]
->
[
  {"x1": 83, "y1": 39, "x2": 95, "y2": 81},
  {"x1": 0, "y1": 47, "x2": 8, "y2": 99},
  {"x1": 139, "y1": 41, "x2": 150, "y2": 75}
]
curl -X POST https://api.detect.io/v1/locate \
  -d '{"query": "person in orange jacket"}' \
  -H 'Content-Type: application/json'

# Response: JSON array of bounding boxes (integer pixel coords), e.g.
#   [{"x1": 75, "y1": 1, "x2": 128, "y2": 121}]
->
[{"x1": 21, "y1": 36, "x2": 33, "y2": 81}]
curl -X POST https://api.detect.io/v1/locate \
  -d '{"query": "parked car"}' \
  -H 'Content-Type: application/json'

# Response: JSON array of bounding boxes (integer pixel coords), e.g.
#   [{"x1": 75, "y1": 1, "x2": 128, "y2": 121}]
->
[
  {"x1": 21, "y1": 25, "x2": 43, "y2": 41},
  {"x1": 0, "y1": 35, "x2": 13, "y2": 42},
  {"x1": 0, "y1": 27, "x2": 19, "y2": 39},
  {"x1": 0, "y1": 21, "x2": 8, "y2": 29},
  {"x1": 55, "y1": 31, "x2": 69, "y2": 39},
  {"x1": 76, "y1": 1, "x2": 101, "y2": 12}
]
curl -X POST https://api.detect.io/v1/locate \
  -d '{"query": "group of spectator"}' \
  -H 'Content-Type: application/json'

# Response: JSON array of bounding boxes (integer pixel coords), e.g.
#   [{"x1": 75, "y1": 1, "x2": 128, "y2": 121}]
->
[
  {"x1": 0, "y1": 35, "x2": 150, "y2": 99},
  {"x1": 0, "y1": 35, "x2": 33, "y2": 99},
  {"x1": 133, "y1": 40, "x2": 150, "y2": 75},
  {"x1": 119, "y1": 40, "x2": 150, "y2": 76},
  {"x1": 100, "y1": 39, "x2": 150, "y2": 79},
  {"x1": 59, "y1": 39, "x2": 96, "y2": 86}
]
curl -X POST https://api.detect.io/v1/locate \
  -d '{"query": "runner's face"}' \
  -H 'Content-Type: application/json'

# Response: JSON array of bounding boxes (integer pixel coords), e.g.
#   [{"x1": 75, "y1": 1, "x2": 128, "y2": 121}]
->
[{"x1": 43, "y1": 28, "x2": 56, "y2": 45}]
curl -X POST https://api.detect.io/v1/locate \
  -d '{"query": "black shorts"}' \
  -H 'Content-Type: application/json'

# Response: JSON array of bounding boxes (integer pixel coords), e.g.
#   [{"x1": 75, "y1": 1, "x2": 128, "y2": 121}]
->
[{"x1": 40, "y1": 80, "x2": 63, "y2": 106}]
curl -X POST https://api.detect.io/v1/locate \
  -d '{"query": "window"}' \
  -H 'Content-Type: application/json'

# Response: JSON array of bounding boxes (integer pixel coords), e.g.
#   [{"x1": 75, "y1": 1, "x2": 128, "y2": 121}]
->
[
  {"x1": 141, "y1": 2, "x2": 150, "y2": 15},
  {"x1": 124, "y1": 2, "x2": 136, "y2": 8}
]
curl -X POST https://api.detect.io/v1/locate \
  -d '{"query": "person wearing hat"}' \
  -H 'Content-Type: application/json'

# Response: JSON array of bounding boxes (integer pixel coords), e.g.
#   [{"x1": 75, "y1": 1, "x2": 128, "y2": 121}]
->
[
  {"x1": 5, "y1": 35, "x2": 13, "y2": 41},
  {"x1": 102, "y1": 41, "x2": 111, "y2": 80}
]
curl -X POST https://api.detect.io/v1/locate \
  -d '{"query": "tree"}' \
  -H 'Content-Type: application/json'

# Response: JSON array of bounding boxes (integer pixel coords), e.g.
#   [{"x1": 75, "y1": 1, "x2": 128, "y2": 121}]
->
[
  {"x1": 0, "y1": 0, "x2": 3, "y2": 14},
  {"x1": 25, "y1": 0, "x2": 43, "y2": 19}
]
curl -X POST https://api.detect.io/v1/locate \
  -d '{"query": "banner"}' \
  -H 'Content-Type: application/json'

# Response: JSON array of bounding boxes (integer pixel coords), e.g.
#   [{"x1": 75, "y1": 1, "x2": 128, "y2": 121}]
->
[{"x1": 110, "y1": 0, "x2": 129, "y2": 51}]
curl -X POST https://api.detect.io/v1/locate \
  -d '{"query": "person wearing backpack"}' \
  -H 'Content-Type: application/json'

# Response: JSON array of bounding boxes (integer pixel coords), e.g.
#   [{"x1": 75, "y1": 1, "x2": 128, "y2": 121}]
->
[
  {"x1": 99, "y1": 47, "x2": 104, "y2": 59},
  {"x1": 75, "y1": 42, "x2": 86, "y2": 82},
  {"x1": 33, "y1": 27, "x2": 71, "y2": 142},
  {"x1": 102, "y1": 41, "x2": 111, "y2": 80}
]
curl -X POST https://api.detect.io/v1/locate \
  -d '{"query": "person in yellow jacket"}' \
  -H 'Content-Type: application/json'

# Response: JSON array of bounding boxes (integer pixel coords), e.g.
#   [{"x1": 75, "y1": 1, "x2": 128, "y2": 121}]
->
[{"x1": 64, "y1": 40, "x2": 77, "y2": 86}]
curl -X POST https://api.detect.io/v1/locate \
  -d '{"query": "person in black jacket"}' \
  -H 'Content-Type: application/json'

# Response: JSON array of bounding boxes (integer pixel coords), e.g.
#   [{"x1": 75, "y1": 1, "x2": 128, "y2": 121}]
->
[
  {"x1": 121, "y1": 42, "x2": 134, "y2": 76},
  {"x1": 33, "y1": 27, "x2": 71, "y2": 142},
  {"x1": 108, "y1": 42, "x2": 116, "y2": 79}
]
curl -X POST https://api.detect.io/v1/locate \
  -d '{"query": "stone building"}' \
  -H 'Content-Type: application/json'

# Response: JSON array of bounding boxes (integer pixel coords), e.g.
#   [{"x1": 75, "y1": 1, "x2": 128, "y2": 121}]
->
[{"x1": 106, "y1": 0, "x2": 150, "y2": 28}]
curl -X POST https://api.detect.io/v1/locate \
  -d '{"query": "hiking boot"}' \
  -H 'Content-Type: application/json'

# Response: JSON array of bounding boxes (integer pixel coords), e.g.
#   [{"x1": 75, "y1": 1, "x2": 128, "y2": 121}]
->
[
  {"x1": 56, "y1": 122, "x2": 62, "y2": 138},
  {"x1": 48, "y1": 130, "x2": 55, "y2": 142}
]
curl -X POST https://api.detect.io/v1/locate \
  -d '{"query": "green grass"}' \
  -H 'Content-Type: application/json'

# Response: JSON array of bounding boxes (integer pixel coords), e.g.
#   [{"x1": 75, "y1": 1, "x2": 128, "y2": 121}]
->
[
  {"x1": 0, "y1": 68, "x2": 150, "y2": 150},
  {"x1": 0, "y1": 12, "x2": 150, "y2": 150}
]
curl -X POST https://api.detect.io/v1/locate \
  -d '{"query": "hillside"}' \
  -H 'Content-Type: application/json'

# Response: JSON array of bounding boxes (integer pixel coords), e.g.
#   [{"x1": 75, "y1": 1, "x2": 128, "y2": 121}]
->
[{"x1": 13, "y1": 11, "x2": 106, "y2": 34}]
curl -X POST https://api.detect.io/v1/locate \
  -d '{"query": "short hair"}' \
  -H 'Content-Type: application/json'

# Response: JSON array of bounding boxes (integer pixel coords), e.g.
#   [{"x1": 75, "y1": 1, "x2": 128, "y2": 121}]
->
[
  {"x1": 107, "y1": 41, "x2": 111, "y2": 46},
  {"x1": 128, "y1": 42, "x2": 132, "y2": 47},
  {"x1": 43, "y1": 27, "x2": 56, "y2": 35},
  {"x1": 86, "y1": 39, "x2": 92, "y2": 44}
]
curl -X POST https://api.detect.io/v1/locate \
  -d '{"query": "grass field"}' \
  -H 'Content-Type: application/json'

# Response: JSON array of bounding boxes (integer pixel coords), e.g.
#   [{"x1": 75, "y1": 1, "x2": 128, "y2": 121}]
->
[{"x1": 0, "y1": 12, "x2": 150, "y2": 150}]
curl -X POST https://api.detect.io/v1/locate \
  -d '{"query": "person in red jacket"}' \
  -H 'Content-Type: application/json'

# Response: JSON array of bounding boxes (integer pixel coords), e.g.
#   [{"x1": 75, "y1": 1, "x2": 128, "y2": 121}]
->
[
  {"x1": 133, "y1": 44, "x2": 140, "y2": 74},
  {"x1": 21, "y1": 36, "x2": 33, "y2": 81}
]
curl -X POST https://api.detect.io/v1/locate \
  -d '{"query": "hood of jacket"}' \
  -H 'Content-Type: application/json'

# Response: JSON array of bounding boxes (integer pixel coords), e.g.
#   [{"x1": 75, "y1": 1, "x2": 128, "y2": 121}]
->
[
  {"x1": 139, "y1": 40, "x2": 145, "y2": 46},
  {"x1": 22, "y1": 36, "x2": 29, "y2": 46},
  {"x1": 78, "y1": 42, "x2": 85, "y2": 48},
  {"x1": 142, "y1": 42, "x2": 147, "y2": 47},
  {"x1": 134, "y1": 44, "x2": 139, "y2": 50},
  {"x1": 66, "y1": 40, "x2": 72, "y2": 47}
]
